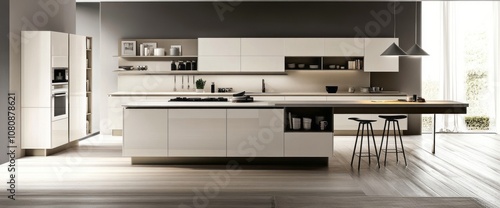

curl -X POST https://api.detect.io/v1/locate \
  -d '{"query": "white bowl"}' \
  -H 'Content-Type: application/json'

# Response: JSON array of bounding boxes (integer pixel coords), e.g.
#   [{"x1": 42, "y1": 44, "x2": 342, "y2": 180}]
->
[
  {"x1": 298, "y1": 64, "x2": 306, "y2": 68},
  {"x1": 309, "y1": 65, "x2": 319, "y2": 69},
  {"x1": 287, "y1": 63, "x2": 296, "y2": 69}
]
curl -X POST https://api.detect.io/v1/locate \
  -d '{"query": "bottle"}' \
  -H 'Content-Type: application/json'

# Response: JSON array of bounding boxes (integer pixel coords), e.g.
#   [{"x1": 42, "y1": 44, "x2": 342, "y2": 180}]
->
[
  {"x1": 192, "y1": 60, "x2": 197, "y2": 71},
  {"x1": 171, "y1": 61, "x2": 177, "y2": 71},
  {"x1": 178, "y1": 61, "x2": 185, "y2": 70},
  {"x1": 262, "y1": 79, "x2": 266, "y2": 93},
  {"x1": 186, "y1": 61, "x2": 192, "y2": 70},
  {"x1": 211, "y1": 82, "x2": 215, "y2": 93}
]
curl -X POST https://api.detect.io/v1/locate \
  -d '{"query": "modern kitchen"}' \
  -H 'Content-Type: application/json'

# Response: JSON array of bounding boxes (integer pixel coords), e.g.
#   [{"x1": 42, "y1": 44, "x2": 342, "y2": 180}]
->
[{"x1": 0, "y1": 0, "x2": 498, "y2": 207}]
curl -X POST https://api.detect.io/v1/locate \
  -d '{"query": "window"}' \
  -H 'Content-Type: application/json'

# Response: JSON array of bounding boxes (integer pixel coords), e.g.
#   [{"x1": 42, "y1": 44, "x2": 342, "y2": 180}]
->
[{"x1": 422, "y1": 2, "x2": 499, "y2": 133}]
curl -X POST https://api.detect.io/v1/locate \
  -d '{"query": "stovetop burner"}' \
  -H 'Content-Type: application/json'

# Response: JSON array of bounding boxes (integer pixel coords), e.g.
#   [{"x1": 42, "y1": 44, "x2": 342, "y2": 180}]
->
[{"x1": 169, "y1": 97, "x2": 229, "y2": 102}]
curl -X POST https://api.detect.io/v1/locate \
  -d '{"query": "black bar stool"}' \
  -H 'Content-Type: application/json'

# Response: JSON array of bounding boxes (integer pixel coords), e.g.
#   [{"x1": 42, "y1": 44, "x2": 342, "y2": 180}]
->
[
  {"x1": 349, "y1": 117, "x2": 380, "y2": 171},
  {"x1": 378, "y1": 115, "x2": 408, "y2": 166}
]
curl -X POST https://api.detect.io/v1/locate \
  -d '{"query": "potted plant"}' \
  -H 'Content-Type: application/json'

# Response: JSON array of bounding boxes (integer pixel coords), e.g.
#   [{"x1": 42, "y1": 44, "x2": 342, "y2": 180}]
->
[{"x1": 195, "y1": 78, "x2": 206, "y2": 93}]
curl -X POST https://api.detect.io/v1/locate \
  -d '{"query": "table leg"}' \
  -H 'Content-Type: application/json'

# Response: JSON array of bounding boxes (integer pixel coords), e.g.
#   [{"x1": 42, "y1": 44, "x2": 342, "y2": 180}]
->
[{"x1": 432, "y1": 114, "x2": 436, "y2": 154}]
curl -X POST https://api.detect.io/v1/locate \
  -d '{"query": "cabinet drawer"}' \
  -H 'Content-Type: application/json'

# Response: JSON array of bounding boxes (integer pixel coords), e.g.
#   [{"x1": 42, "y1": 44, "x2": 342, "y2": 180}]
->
[{"x1": 285, "y1": 133, "x2": 333, "y2": 157}]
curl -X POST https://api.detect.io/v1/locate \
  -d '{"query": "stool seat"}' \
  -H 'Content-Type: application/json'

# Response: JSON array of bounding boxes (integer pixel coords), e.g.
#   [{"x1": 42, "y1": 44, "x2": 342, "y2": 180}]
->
[
  {"x1": 379, "y1": 115, "x2": 407, "y2": 120},
  {"x1": 348, "y1": 117, "x2": 376, "y2": 123}
]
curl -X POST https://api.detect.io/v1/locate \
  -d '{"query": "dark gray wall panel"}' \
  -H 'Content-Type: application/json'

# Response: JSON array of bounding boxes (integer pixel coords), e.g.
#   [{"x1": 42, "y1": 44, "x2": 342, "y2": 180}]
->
[{"x1": 1, "y1": 0, "x2": 10, "y2": 164}]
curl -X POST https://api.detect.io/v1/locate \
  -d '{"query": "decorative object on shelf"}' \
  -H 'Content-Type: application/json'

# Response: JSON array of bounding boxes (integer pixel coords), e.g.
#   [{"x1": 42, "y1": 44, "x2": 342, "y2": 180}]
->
[
  {"x1": 154, "y1": 48, "x2": 165, "y2": 56},
  {"x1": 171, "y1": 61, "x2": 177, "y2": 71},
  {"x1": 381, "y1": 3, "x2": 407, "y2": 56},
  {"x1": 121, "y1": 41, "x2": 136, "y2": 56},
  {"x1": 298, "y1": 63, "x2": 305, "y2": 69},
  {"x1": 309, "y1": 64, "x2": 319, "y2": 69},
  {"x1": 287, "y1": 63, "x2": 296, "y2": 69},
  {"x1": 348, "y1": 87, "x2": 356, "y2": 93},
  {"x1": 139, "y1": 44, "x2": 144, "y2": 56},
  {"x1": 195, "y1": 78, "x2": 206, "y2": 92},
  {"x1": 303, "y1": 118, "x2": 312, "y2": 130},
  {"x1": 406, "y1": 2, "x2": 429, "y2": 56},
  {"x1": 142, "y1": 42, "x2": 157, "y2": 56},
  {"x1": 178, "y1": 61, "x2": 186, "y2": 70},
  {"x1": 325, "y1": 86, "x2": 338, "y2": 93},
  {"x1": 320, "y1": 120, "x2": 329, "y2": 131},
  {"x1": 170, "y1": 45, "x2": 182, "y2": 56},
  {"x1": 211, "y1": 82, "x2": 215, "y2": 93}
]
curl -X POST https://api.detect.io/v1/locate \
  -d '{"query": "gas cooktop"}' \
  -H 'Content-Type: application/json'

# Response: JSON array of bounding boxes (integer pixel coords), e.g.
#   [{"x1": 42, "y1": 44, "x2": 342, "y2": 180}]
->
[{"x1": 169, "y1": 97, "x2": 228, "y2": 102}]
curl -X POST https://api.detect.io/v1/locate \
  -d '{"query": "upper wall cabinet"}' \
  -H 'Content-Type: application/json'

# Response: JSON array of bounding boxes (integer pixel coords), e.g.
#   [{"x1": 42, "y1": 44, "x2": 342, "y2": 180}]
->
[
  {"x1": 241, "y1": 38, "x2": 284, "y2": 56},
  {"x1": 324, "y1": 38, "x2": 364, "y2": 57},
  {"x1": 363, "y1": 38, "x2": 399, "y2": 72},
  {"x1": 198, "y1": 38, "x2": 241, "y2": 56},
  {"x1": 51, "y1": 31, "x2": 69, "y2": 68},
  {"x1": 284, "y1": 38, "x2": 324, "y2": 56}
]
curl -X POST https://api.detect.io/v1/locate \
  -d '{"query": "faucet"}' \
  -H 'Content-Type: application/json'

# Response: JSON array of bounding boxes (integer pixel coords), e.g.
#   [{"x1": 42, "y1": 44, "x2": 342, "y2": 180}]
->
[{"x1": 262, "y1": 79, "x2": 266, "y2": 93}]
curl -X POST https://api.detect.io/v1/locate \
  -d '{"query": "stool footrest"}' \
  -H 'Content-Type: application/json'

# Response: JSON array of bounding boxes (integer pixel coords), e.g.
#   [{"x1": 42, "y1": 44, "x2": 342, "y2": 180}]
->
[
  {"x1": 355, "y1": 152, "x2": 378, "y2": 157},
  {"x1": 381, "y1": 148, "x2": 405, "y2": 153}
]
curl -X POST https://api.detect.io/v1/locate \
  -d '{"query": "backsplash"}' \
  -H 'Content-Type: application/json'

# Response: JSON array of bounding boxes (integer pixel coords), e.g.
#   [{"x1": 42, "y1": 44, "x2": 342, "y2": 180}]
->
[{"x1": 116, "y1": 71, "x2": 371, "y2": 93}]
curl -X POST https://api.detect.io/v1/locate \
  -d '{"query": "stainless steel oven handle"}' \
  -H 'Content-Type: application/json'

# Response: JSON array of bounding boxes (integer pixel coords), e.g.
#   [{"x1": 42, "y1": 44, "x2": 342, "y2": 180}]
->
[{"x1": 52, "y1": 94, "x2": 67, "y2": 97}]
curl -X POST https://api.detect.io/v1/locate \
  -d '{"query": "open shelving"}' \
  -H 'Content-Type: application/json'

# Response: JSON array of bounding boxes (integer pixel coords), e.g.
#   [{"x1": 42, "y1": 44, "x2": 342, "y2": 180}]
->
[
  {"x1": 285, "y1": 107, "x2": 333, "y2": 132},
  {"x1": 86, "y1": 36, "x2": 93, "y2": 135},
  {"x1": 285, "y1": 56, "x2": 364, "y2": 71}
]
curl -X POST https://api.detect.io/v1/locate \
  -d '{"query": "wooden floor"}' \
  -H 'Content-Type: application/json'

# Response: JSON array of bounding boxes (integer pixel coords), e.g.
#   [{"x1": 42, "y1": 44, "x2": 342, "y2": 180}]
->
[{"x1": 1, "y1": 134, "x2": 499, "y2": 207}]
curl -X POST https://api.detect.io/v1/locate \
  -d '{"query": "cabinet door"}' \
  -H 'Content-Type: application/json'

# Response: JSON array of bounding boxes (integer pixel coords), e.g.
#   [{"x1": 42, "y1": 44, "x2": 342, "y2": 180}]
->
[
  {"x1": 52, "y1": 118, "x2": 69, "y2": 148},
  {"x1": 168, "y1": 109, "x2": 226, "y2": 157},
  {"x1": 241, "y1": 38, "x2": 284, "y2": 56},
  {"x1": 123, "y1": 109, "x2": 168, "y2": 156},
  {"x1": 284, "y1": 38, "x2": 324, "y2": 56},
  {"x1": 198, "y1": 56, "x2": 240, "y2": 72},
  {"x1": 364, "y1": 38, "x2": 399, "y2": 72},
  {"x1": 284, "y1": 133, "x2": 333, "y2": 157},
  {"x1": 241, "y1": 56, "x2": 284, "y2": 72},
  {"x1": 198, "y1": 38, "x2": 240, "y2": 56},
  {"x1": 108, "y1": 96, "x2": 145, "y2": 130},
  {"x1": 324, "y1": 38, "x2": 364, "y2": 56},
  {"x1": 69, "y1": 34, "x2": 87, "y2": 142},
  {"x1": 51, "y1": 32, "x2": 68, "y2": 67},
  {"x1": 227, "y1": 109, "x2": 284, "y2": 157}
]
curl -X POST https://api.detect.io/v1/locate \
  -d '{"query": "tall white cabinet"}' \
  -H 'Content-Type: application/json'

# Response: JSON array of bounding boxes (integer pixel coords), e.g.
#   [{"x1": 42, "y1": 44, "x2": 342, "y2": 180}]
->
[{"x1": 69, "y1": 34, "x2": 87, "y2": 142}]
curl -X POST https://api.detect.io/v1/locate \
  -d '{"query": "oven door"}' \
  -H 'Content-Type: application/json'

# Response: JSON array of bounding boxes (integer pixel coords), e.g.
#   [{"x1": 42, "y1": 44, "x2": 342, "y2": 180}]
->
[{"x1": 52, "y1": 89, "x2": 68, "y2": 121}]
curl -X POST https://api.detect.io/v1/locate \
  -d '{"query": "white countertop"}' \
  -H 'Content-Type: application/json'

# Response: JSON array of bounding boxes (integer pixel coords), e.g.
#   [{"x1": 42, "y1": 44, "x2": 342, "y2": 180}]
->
[{"x1": 110, "y1": 91, "x2": 406, "y2": 97}]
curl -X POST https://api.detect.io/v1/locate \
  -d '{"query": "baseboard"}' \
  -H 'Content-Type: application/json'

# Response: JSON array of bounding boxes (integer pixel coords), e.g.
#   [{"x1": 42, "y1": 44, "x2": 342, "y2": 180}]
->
[
  {"x1": 131, "y1": 157, "x2": 329, "y2": 166},
  {"x1": 24, "y1": 132, "x2": 100, "y2": 156}
]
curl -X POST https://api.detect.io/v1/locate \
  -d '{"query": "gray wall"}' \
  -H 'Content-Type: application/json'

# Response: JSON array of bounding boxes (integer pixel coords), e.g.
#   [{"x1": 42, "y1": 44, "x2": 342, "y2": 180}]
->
[
  {"x1": 76, "y1": 3, "x2": 100, "y2": 132},
  {"x1": 101, "y1": 2, "x2": 421, "y2": 134},
  {"x1": 1, "y1": 0, "x2": 10, "y2": 164},
  {"x1": 9, "y1": 0, "x2": 76, "y2": 157}
]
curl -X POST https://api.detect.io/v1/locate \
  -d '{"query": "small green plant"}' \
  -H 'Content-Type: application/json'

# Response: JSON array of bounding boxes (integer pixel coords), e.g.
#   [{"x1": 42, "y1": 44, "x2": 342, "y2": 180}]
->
[
  {"x1": 195, "y1": 78, "x2": 206, "y2": 89},
  {"x1": 465, "y1": 116, "x2": 490, "y2": 130}
]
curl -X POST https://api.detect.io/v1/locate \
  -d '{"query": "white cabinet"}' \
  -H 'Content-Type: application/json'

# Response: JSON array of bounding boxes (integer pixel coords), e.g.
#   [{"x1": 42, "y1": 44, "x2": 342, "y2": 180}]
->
[
  {"x1": 241, "y1": 38, "x2": 284, "y2": 56},
  {"x1": 123, "y1": 109, "x2": 168, "y2": 156},
  {"x1": 51, "y1": 31, "x2": 69, "y2": 68},
  {"x1": 198, "y1": 38, "x2": 241, "y2": 56},
  {"x1": 69, "y1": 34, "x2": 87, "y2": 142},
  {"x1": 284, "y1": 133, "x2": 333, "y2": 157},
  {"x1": 364, "y1": 38, "x2": 399, "y2": 72},
  {"x1": 168, "y1": 109, "x2": 226, "y2": 157},
  {"x1": 241, "y1": 56, "x2": 284, "y2": 72},
  {"x1": 285, "y1": 96, "x2": 327, "y2": 101},
  {"x1": 324, "y1": 38, "x2": 364, "y2": 56},
  {"x1": 52, "y1": 118, "x2": 69, "y2": 148},
  {"x1": 227, "y1": 109, "x2": 284, "y2": 157},
  {"x1": 198, "y1": 56, "x2": 240, "y2": 72},
  {"x1": 284, "y1": 38, "x2": 324, "y2": 56}
]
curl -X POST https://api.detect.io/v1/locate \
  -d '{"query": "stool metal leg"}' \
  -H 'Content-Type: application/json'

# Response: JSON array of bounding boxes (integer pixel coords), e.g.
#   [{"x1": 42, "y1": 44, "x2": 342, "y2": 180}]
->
[
  {"x1": 396, "y1": 121, "x2": 408, "y2": 166},
  {"x1": 369, "y1": 123, "x2": 380, "y2": 168},
  {"x1": 367, "y1": 123, "x2": 371, "y2": 165},
  {"x1": 393, "y1": 121, "x2": 399, "y2": 163},
  {"x1": 384, "y1": 121, "x2": 390, "y2": 166},
  {"x1": 351, "y1": 122, "x2": 361, "y2": 167},
  {"x1": 379, "y1": 119, "x2": 387, "y2": 161},
  {"x1": 358, "y1": 123, "x2": 364, "y2": 171}
]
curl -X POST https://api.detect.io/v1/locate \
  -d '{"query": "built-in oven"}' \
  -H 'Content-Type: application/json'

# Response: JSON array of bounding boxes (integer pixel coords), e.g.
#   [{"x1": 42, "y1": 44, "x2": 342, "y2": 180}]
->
[{"x1": 52, "y1": 83, "x2": 68, "y2": 121}]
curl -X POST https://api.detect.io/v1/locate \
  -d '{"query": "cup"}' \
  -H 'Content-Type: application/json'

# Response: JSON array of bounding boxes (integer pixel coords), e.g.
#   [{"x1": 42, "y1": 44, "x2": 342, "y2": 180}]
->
[
  {"x1": 303, "y1": 118, "x2": 312, "y2": 130},
  {"x1": 320, "y1": 121, "x2": 329, "y2": 130},
  {"x1": 315, "y1": 116, "x2": 325, "y2": 125},
  {"x1": 292, "y1": 118, "x2": 301, "y2": 130},
  {"x1": 406, "y1": 96, "x2": 414, "y2": 102},
  {"x1": 348, "y1": 87, "x2": 355, "y2": 93}
]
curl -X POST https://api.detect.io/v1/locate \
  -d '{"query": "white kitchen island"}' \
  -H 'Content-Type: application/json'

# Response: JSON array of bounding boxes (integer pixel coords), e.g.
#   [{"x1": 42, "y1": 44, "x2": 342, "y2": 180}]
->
[{"x1": 122, "y1": 100, "x2": 468, "y2": 165}]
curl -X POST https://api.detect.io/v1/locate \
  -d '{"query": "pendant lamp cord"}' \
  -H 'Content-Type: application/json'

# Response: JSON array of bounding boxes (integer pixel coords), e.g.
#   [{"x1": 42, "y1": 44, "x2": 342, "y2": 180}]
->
[
  {"x1": 393, "y1": 3, "x2": 396, "y2": 38},
  {"x1": 415, "y1": 1, "x2": 418, "y2": 44}
]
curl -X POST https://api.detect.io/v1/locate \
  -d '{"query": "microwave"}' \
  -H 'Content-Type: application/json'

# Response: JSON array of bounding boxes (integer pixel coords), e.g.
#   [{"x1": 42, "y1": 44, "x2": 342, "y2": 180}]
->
[{"x1": 52, "y1": 68, "x2": 68, "y2": 83}]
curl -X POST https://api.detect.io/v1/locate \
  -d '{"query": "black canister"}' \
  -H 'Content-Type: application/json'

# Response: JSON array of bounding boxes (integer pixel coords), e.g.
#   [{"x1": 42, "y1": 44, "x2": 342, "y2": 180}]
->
[
  {"x1": 186, "y1": 61, "x2": 192, "y2": 70},
  {"x1": 178, "y1": 61, "x2": 186, "y2": 70},
  {"x1": 192, "y1": 60, "x2": 197, "y2": 71},
  {"x1": 211, "y1": 82, "x2": 215, "y2": 93},
  {"x1": 171, "y1": 61, "x2": 176, "y2": 71}
]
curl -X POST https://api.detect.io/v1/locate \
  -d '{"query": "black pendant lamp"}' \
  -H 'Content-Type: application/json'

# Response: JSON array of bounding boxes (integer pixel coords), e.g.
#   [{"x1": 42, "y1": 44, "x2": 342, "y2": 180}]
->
[
  {"x1": 381, "y1": 2, "x2": 407, "y2": 56},
  {"x1": 406, "y1": 1, "x2": 429, "y2": 56}
]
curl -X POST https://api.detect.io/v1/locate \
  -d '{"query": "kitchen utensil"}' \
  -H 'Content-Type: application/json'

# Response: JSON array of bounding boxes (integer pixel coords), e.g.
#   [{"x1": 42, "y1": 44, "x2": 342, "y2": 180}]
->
[
  {"x1": 348, "y1": 87, "x2": 355, "y2": 93},
  {"x1": 119, "y1": 66, "x2": 133, "y2": 70},
  {"x1": 320, "y1": 121, "x2": 329, "y2": 130},
  {"x1": 309, "y1": 65, "x2": 319, "y2": 69},
  {"x1": 325, "y1": 86, "x2": 338, "y2": 93},
  {"x1": 187, "y1": 75, "x2": 190, "y2": 90},
  {"x1": 192, "y1": 75, "x2": 195, "y2": 91},
  {"x1": 173, "y1": 76, "x2": 177, "y2": 91},
  {"x1": 288, "y1": 112, "x2": 292, "y2": 129},
  {"x1": 182, "y1": 75, "x2": 184, "y2": 89},
  {"x1": 361, "y1": 87, "x2": 370, "y2": 93},
  {"x1": 303, "y1": 118, "x2": 312, "y2": 130},
  {"x1": 292, "y1": 118, "x2": 301, "y2": 130},
  {"x1": 287, "y1": 63, "x2": 296, "y2": 69},
  {"x1": 315, "y1": 116, "x2": 325, "y2": 125},
  {"x1": 298, "y1": 64, "x2": 305, "y2": 68}
]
